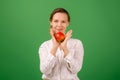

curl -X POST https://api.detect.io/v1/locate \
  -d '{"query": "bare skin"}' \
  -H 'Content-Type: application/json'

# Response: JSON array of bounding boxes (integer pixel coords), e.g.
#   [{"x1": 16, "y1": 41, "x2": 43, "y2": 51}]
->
[
  {"x1": 50, "y1": 28, "x2": 72, "y2": 57},
  {"x1": 49, "y1": 12, "x2": 72, "y2": 57}
]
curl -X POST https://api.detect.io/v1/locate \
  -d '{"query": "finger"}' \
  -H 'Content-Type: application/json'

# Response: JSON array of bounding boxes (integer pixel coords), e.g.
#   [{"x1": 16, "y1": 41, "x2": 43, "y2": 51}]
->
[
  {"x1": 68, "y1": 29, "x2": 72, "y2": 34},
  {"x1": 65, "y1": 30, "x2": 72, "y2": 40},
  {"x1": 66, "y1": 29, "x2": 72, "y2": 36}
]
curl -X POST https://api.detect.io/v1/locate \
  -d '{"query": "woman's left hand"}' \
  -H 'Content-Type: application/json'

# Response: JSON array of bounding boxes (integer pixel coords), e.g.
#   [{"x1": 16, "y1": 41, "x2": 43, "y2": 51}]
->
[{"x1": 60, "y1": 30, "x2": 72, "y2": 57}]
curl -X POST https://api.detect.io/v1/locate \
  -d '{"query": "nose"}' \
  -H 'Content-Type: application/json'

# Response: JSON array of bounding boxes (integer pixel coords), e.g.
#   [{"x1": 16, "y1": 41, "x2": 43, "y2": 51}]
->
[{"x1": 57, "y1": 22, "x2": 62, "y2": 27}]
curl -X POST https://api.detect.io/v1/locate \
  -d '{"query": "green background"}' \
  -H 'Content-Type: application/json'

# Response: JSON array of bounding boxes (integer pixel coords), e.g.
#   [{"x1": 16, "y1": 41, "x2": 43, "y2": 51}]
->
[{"x1": 0, "y1": 0, "x2": 120, "y2": 80}]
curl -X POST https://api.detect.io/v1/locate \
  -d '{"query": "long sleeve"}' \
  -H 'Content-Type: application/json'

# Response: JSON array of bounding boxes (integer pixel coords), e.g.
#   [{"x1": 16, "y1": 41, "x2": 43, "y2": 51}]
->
[
  {"x1": 39, "y1": 39, "x2": 84, "y2": 80},
  {"x1": 39, "y1": 42, "x2": 56, "y2": 75},
  {"x1": 64, "y1": 39, "x2": 84, "y2": 74}
]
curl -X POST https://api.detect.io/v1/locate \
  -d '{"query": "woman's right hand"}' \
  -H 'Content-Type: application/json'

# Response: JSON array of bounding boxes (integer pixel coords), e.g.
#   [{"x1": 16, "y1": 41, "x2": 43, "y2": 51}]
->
[
  {"x1": 50, "y1": 28, "x2": 60, "y2": 47},
  {"x1": 50, "y1": 28, "x2": 59, "y2": 56}
]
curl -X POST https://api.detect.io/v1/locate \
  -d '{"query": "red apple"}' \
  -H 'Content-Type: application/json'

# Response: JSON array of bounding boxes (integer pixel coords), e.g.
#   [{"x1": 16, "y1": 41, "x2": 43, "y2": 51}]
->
[{"x1": 54, "y1": 32, "x2": 65, "y2": 43}]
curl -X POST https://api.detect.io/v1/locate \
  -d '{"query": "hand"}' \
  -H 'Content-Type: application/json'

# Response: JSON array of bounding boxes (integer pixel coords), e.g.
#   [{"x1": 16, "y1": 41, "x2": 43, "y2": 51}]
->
[
  {"x1": 60, "y1": 30, "x2": 72, "y2": 57},
  {"x1": 50, "y1": 28, "x2": 60, "y2": 56},
  {"x1": 50, "y1": 28, "x2": 60, "y2": 47},
  {"x1": 61, "y1": 30, "x2": 72, "y2": 48},
  {"x1": 65, "y1": 29, "x2": 72, "y2": 41}
]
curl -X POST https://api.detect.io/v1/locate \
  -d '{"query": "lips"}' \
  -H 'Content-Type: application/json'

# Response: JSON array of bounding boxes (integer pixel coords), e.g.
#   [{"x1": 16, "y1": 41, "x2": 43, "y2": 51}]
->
[{"x1": 56, "y1": 29, "x2": 63, "y2": 32}]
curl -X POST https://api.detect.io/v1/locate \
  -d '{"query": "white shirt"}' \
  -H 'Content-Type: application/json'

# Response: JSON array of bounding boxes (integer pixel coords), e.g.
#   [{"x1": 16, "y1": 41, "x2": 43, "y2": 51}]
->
[{"x1": 38, "y1": 38, "x2": 84, "y2": 80}]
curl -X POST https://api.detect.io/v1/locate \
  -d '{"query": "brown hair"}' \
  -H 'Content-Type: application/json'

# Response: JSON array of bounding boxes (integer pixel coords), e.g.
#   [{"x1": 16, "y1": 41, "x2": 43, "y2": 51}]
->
[{"x1": 49, "y1": 8, "x2": 70, "y2": 22}]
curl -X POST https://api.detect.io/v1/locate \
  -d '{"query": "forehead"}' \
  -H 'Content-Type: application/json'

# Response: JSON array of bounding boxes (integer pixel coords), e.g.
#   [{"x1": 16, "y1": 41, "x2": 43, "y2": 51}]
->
[{"x1": 52, "y1": 13, "x2": 68, "y2": 20}]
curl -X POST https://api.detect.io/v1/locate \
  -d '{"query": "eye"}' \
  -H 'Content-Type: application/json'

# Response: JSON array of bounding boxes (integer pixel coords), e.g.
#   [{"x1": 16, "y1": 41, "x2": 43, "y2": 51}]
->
[
  {"x1": 54, "y1": 20, "x2": 58, "y2": 23},
  {"x1": 62, "y1": 21, "x2": 65, "y2": 23}
]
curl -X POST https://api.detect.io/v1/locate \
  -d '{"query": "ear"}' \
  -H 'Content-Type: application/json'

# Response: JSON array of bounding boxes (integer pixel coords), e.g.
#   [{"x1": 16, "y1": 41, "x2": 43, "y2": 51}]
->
[{"x1": 50, "y1": 21, "x2": 52, "y2": 28}]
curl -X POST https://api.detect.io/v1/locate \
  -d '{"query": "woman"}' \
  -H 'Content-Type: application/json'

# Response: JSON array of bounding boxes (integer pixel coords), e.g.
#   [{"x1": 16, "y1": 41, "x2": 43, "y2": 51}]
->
[{"x1": 39, "y1": 8, "x2": 84, "y2": 80}]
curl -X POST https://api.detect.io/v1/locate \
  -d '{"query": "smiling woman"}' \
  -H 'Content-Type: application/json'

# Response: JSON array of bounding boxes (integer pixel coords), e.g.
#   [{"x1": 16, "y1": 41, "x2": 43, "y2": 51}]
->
[{"x1": 38, "y1": 8, "x2": 84, "y2": 80}]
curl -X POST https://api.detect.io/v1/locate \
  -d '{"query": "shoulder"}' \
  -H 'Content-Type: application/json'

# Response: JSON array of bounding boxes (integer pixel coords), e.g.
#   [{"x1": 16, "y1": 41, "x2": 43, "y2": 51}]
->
[
  {"x1": 39, "y1": 39, "x2": 52, "y2": 48},
  {"x1": 67, "y1": 38, "x2": 83, "y2": 48},
  {"x1": 68, "y1": 38, "x2": 83, "y2": 45}
]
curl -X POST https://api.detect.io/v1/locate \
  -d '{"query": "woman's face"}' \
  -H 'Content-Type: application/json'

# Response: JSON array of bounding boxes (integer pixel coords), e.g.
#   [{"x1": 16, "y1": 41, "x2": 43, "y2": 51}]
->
[{"x1": 50, "y1": 12, "x2": 69, "y2": 34}]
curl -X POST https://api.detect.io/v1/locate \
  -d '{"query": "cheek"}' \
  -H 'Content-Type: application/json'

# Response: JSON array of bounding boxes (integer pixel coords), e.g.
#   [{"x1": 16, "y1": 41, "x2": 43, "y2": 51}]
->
[
  {"x1": 64, "y1": 22, "x2": 69, "y2": 26},
  {"x1": 50, "y1": 26, "x2": 55, "y2": 30},
  {"x1": 63, "y1": 24, "x2": 68, "y2": 28},
  {"x1": 51, "y1": 23, "x2": 56, "y2": 27}
]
